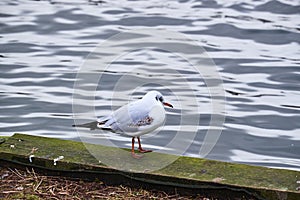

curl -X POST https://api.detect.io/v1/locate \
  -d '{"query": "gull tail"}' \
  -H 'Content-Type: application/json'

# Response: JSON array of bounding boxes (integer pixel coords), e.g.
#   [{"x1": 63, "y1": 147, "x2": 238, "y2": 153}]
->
[
  {"x1": 97, "y1": 120, "x2": 115, "y2": 132},
  {"x1": 72, "y1": 117, "x2": 115, "y2": 132},
  {"x1": 72, "y1": 121, "x2": 99, "y2": 130}
]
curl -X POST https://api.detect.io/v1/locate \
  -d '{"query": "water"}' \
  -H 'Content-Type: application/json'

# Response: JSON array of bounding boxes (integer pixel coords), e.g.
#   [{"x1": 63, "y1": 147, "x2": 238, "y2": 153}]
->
[{"x1": 1, "y1": 0, "x2": 300, "y2": 171}]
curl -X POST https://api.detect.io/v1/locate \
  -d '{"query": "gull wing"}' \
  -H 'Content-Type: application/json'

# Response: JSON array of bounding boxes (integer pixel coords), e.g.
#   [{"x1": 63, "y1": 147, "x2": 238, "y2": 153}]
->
[{"x1": 98, "y1": 99, "x2": 151, "y2": 133}]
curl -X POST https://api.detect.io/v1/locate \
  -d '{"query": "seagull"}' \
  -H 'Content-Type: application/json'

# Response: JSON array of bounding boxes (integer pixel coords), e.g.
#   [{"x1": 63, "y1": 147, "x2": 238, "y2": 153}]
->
[{"x1": 97, "y1": 90, "x2": 173, "y2": 158}]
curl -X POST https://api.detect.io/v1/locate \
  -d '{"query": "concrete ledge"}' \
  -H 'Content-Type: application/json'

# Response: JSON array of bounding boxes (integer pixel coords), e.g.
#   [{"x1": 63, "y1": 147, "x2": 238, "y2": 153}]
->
[{"x1": 0, "y1": 133, "x2": 299, "y2": 200}]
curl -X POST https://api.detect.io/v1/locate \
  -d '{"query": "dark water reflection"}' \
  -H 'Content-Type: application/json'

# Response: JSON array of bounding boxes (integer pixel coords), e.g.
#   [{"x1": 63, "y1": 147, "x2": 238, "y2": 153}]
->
[{"x1": 0, "y1": 0, "x2": 299, "y2": 170}]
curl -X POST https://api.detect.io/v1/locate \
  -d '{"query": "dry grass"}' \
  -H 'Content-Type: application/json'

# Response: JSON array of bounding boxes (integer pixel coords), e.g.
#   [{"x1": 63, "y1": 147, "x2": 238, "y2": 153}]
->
[{"x1": 0, "y1": 167, "x2": 209, "y2": 200}]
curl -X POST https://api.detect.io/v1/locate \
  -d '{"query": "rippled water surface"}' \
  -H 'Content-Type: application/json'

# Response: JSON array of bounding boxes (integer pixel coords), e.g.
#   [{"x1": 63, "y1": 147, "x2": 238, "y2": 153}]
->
[{"x1": 1, "y1": 0, "x2": 300, "y2": 170}]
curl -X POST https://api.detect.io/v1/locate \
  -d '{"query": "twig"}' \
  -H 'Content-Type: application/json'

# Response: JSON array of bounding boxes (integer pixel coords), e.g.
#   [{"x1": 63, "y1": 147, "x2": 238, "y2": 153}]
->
[
  {"x1": 8, "y1": 168, "x2": 24, "y2": 180},
  {"x1": 71, "y1": 184, "x2": 78, "y2": 196},
  {"x1": 34, "y1": 179, "x2": 43, "y2": 191},
  {"x1": 1, "y1": 191, "x2": 20, "y2": 194}
]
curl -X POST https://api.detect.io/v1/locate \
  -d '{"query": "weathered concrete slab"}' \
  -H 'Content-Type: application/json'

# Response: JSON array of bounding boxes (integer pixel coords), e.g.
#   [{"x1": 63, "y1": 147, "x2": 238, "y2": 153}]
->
[{"x1": 0, "y1": 133, "x2": 299, "y2": 200}]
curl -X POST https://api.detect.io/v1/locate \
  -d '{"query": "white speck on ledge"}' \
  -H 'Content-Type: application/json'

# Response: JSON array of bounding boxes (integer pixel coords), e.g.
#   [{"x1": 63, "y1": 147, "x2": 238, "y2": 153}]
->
[
  {"x1": 29, "y1": 155, "x2": 35, "y2": 163},
  {"x1": 53, "y1": 156, "x2": 64, "y2": 166}
]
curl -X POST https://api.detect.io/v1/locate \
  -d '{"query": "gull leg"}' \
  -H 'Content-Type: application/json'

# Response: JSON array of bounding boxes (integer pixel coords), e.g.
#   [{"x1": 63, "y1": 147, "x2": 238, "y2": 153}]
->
[
  {"x1": 131, "y1": 137, "x2": 143, "y2": 159},
  {"x1": 138, "y1": 137, "x2": 152, "y2": 153}
]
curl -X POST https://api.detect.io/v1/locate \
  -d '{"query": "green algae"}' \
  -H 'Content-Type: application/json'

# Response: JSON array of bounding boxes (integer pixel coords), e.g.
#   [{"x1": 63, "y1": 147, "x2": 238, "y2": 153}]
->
[
  {"x1": 1, "y1": 133, "x2": 299, "y2": 200},
  {"x1": 0, "y1": 133, "x2": 178, "y2": 171},
  {"x1": 157, "y1": 157, "x2": 299, "y2": 191},
  {"x1": 0, "y1": 133, "x2": 100, "y2": 166}
]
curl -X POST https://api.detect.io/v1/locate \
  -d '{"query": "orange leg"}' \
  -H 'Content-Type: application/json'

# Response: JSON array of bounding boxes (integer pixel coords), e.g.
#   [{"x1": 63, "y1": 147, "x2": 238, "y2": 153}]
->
[
  {"x1": 131, "y1": 137, "x2": 142, "y2": 159},
  {"x1": 137, "y1": 137, "x2": 152, "y2": 153}
]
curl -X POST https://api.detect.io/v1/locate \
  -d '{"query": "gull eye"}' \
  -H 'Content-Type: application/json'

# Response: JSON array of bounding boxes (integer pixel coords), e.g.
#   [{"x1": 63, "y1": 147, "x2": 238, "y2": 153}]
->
[
  {"x1": 155, "y1": 96, "x2": 163, "y2": 102},
  {"x1": 159, "y1": 96, "x2": 163, "y2": 102}
]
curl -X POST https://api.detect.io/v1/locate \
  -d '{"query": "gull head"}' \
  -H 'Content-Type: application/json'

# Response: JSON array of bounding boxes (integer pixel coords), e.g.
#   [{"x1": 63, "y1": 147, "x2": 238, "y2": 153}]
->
[{"x1": 143, "y1": 90, "x2": 173, "y2": 108}]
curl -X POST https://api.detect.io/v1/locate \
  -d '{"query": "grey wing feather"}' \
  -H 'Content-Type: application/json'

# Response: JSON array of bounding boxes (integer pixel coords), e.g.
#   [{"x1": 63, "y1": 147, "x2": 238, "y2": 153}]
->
[{"x1": 98, "y1": 100, "x2": 151, "y2": 133}]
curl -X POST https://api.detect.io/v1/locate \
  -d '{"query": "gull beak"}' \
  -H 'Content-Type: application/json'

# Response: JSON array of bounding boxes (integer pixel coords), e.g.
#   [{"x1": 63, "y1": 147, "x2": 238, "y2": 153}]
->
[{"x1": 163, "y1": 102, "x2": 173, "y2": 108}]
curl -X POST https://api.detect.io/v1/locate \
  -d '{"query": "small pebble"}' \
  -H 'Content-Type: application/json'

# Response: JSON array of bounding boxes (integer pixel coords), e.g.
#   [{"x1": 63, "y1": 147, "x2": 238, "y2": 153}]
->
[
  {"x1": 212, "y1": 177, "x2": 225, "y2": 183},
  {"x1": 16, "y1": 186, "x2": 24, "y2": 191},
  {"x1": 1, "y1": 173, "x2": 9, "y2": 179}
]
